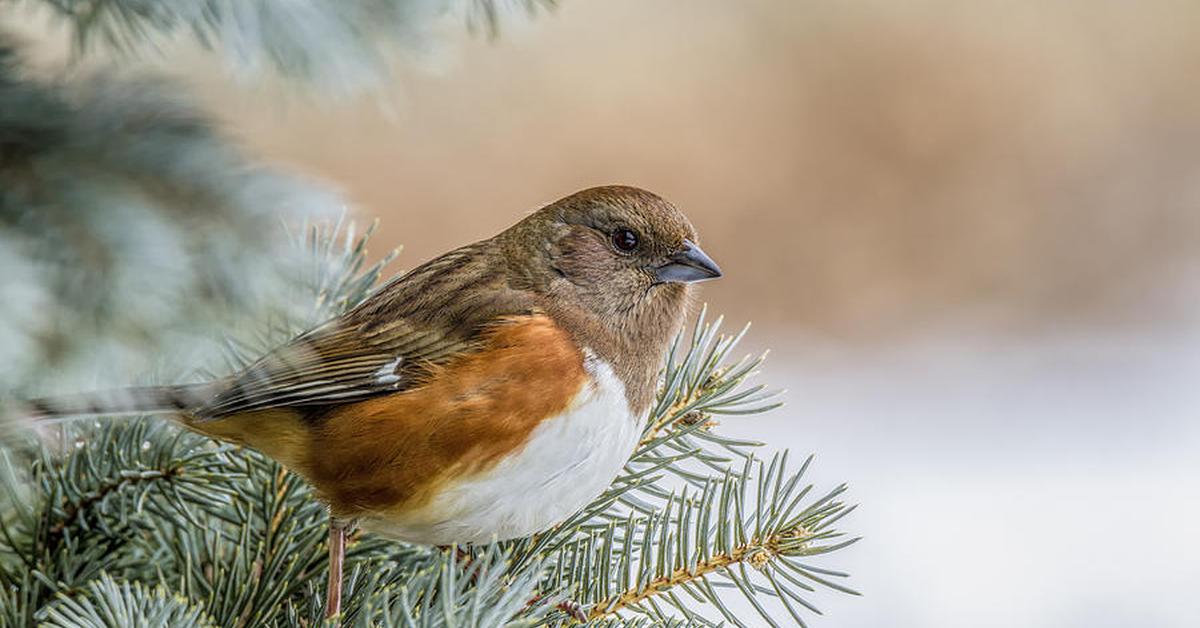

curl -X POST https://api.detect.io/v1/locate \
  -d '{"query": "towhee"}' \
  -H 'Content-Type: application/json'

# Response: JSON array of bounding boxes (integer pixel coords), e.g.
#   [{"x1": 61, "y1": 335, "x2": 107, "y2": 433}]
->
[{"x1": 26, "y1": 185, "x2": 722, "y2": 618}]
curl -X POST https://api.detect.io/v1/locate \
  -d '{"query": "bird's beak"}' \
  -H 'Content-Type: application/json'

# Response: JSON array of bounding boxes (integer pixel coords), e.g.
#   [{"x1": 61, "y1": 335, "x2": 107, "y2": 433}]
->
[{"x1": 655, "y1": 239, "x2": 723, "y2": 283}]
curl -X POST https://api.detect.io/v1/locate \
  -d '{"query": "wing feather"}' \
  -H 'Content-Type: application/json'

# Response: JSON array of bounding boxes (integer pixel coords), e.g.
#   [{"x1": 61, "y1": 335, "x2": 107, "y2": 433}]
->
[
  {"x1": 197, "y1": 320, "x2": 475, "y2": 419},
  {"x1": 195, "y1": 239, "x2": 538, "y2": 420}
]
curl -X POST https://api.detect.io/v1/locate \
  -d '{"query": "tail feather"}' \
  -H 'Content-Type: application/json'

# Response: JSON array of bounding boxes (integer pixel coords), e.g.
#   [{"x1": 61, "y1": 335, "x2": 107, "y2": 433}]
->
[{"x1": 25, "y1": 384, "x2": 219, "y2": 421}]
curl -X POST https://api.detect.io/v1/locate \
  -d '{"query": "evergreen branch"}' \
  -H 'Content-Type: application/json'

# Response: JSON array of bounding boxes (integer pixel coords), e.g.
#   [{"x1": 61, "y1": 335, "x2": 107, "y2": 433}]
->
[
  {"x1": 17, "y1": 0, "x2": 558, "y2": 91},
  {"x1": 613, "y1": 311, "x2": 780, "y2": 509},
  {"x1": 44, "y1": 465, "x2": 180, "y2": 540},
  {"x1": 31, "y1": 421, "x2": 245, "y2": 546},
  {"x1": 584, "y1": 532, "x2": 770, "y2": 620},
  {"x1": 288, "y1": 544, "x2": 553, "y2": 627},
  {"x1": 467, "y1": 0, "x2": 559, "y2": 38},
  {"x1": 39, "y1": 572, "x2": 214, "y2": 628},
  {"x1": 564, "y1": 454, "x2": 859, "y2": 626},
  {"x1": 0, "y1": 45, "x2": 344, "y2": 397},
  {"x1": 640, "y1": 308, "x2": 779, "y2": 449}
]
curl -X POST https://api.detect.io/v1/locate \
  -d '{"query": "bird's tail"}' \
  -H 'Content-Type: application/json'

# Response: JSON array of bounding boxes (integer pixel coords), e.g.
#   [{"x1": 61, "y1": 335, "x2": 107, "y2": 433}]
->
[{"x1": 23, "y1": 384, "x2": 218, "y2": 423}]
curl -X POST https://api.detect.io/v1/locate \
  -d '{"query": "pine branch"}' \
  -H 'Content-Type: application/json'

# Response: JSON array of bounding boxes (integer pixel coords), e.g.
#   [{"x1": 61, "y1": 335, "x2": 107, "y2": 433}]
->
[
  {"x1": 0, "y1": 43, "x2": 345, "y2": 398},
  {"x1": 467, "y1": 0, "x2": 559, "y2": 38},
  {"x1": 44, "y1": 465, "x2": 181, "y2": 539},
  {"x1": 15, "y1": 0, "x2": 559, "y2": 92},
  {"x1": 0, "y1": 221, "x2": 392, "y2": 626},
  {"x1": 556, "y1": 453, "x2": 859, "y2": 627},
  {"x1": 40, "y1": 572, "x2": 214, "y2": 628}
]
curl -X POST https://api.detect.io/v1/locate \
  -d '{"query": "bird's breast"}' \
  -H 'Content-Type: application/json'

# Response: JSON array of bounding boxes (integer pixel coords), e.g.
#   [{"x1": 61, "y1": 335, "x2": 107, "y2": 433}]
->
[
  {"x1": 282, "y1": 315, "x2": 644, "y2": 545},
  {"x1": 359, "y1": 353, "x2": 641, "y2": 545}
]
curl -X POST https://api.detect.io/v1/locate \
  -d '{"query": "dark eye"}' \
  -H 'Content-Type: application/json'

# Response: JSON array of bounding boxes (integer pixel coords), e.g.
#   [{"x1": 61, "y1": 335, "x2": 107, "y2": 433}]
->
[{"x1": 611, "y1": 227, "x2": 639, "y2": 252}]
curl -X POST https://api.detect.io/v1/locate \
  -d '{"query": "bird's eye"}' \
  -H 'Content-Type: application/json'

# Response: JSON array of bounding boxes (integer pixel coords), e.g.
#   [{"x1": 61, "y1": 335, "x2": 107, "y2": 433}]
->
[{"x1": 612, "y1": 227, "x2": 639, "y2": 252}]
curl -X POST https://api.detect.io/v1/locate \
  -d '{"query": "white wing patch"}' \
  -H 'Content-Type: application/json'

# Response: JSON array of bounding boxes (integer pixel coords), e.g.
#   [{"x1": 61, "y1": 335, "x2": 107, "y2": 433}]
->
[{"x1": 373, "y1": 357, "x2": 403, "y2": 386}]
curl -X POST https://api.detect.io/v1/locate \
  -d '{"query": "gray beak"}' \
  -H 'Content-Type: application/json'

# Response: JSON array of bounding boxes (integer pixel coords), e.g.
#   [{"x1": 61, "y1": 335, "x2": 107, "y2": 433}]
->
[{"x1": 655, "y1": 239, "x2": 723, "y2": 283}]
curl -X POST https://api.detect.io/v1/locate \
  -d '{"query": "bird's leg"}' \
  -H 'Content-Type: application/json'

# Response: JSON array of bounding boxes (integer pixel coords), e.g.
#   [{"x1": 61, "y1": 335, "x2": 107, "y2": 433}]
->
[{"x1": 325, "y1": 517, "x2": 349, "y2": 622}]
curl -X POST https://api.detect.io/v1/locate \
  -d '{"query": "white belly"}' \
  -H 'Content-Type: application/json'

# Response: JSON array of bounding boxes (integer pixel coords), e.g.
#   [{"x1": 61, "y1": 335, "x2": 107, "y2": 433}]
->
[{"x1": 362, "y1": 354, "x2": 641, "y2": 545}]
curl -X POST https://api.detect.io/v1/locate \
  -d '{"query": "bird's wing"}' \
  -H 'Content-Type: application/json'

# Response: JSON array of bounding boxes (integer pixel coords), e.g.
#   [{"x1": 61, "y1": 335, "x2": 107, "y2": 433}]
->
[
  {"x1": 197, "y1": 318, "x2": 477, "y2": 419},
  {"x1": 198, "y1": 241, "x2": 537, "y2": 419}
]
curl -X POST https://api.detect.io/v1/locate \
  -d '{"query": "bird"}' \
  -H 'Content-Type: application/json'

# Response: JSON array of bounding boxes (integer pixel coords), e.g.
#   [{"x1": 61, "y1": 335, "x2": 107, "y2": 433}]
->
[{"x1": 24, "y1": 185, "x2": 722, "y2": 620}]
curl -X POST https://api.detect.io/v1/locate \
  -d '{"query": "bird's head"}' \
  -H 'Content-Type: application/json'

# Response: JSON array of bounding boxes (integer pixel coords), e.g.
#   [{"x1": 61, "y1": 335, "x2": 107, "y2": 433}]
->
[{"x1": 506, "y1": 185, "x2": 721, "y2": 335}]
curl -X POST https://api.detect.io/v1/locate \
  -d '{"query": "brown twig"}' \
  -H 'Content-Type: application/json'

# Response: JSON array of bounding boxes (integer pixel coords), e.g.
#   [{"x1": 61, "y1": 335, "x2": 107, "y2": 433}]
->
[
  {"x1": 584, "y1": 527, "x2": 808, "y2": 621},
  {"x1": 639, "y1": 397, "x2": 705, "y2": 448}
]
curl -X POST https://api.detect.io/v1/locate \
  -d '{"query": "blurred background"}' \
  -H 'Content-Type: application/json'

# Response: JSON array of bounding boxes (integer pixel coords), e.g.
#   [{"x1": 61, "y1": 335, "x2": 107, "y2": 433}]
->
[{"x1": 16, "y1": 0, "x2": 1200, "y2": 625}]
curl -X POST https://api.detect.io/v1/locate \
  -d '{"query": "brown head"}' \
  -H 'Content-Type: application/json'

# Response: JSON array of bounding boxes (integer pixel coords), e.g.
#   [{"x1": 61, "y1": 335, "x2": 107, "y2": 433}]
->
[{"x1": 500, "y1": 185, "x2": 722, "y2": 412}]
